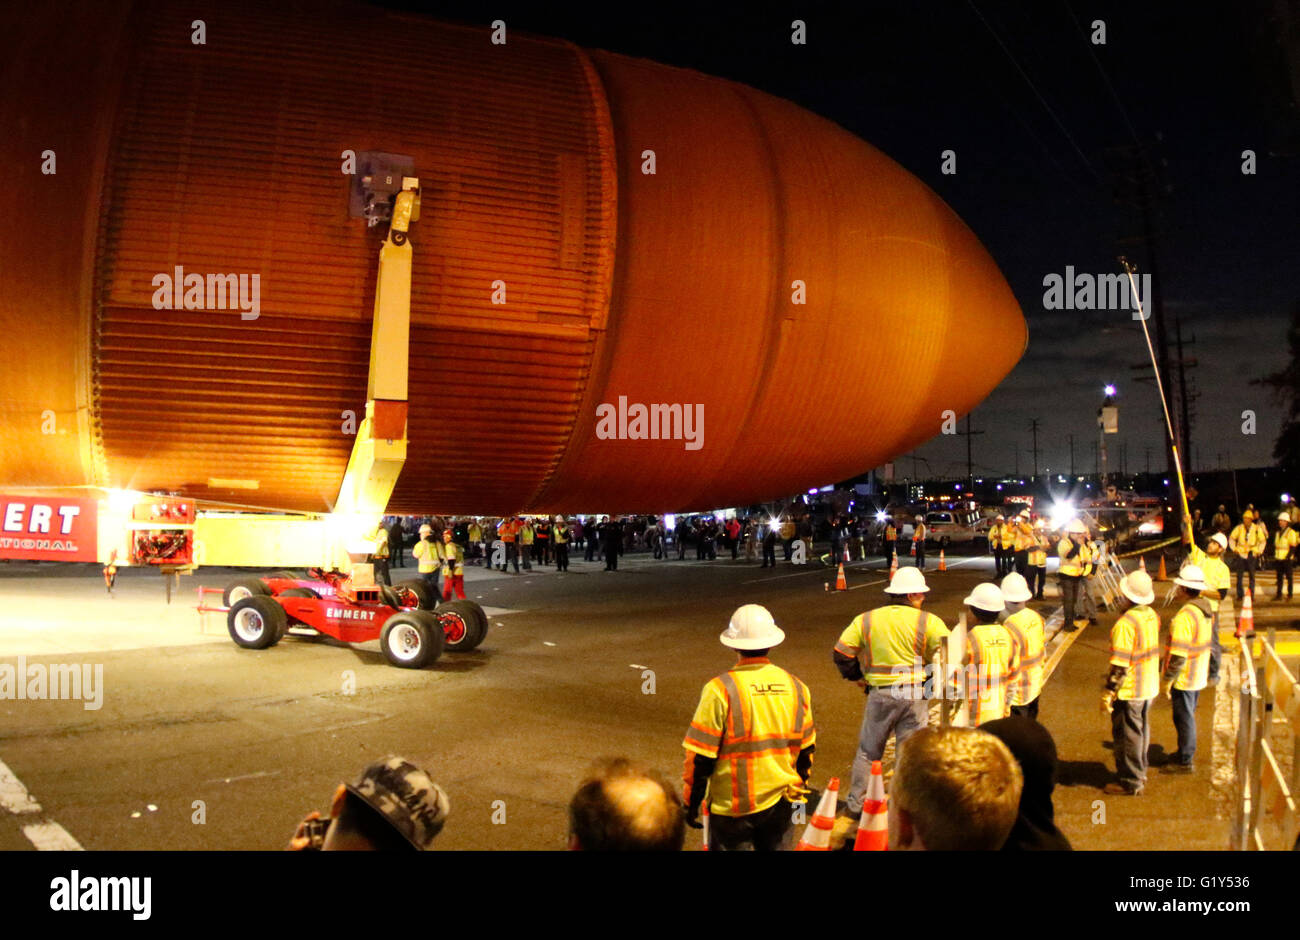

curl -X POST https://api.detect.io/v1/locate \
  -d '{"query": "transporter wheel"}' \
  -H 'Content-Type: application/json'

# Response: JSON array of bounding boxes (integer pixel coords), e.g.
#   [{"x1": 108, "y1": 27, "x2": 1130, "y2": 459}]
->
[
  {"x1": 381, "y1": 611, "x2": 443, "y2": 668},
  {"x1": 227, "y1": 595, "x2": 287, "y2": 650},
  {"x1": 394, "y1": 579, "x2": 437, "y2": 610},
  {"x1": 438, "y1": 600, "x2": 488, "y2": 652},
  {"x1": 379, "y1": 585, "x2": 403, "y2": 609},
  {"x1": 279, "y1": 587, "x2": 319, "y2": 598},
  {"x1": 223, "y1": 577, "x2": 270, "y2": 607},
  {"x1": 268, "y1": 570, "x2": 299, "y2": 580}
]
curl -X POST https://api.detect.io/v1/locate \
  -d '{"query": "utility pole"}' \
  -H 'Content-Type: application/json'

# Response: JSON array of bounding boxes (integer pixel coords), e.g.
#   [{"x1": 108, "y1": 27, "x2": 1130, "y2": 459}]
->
[
  {"x1": 1029, "y1": 418, "x2": 1040, "y2": 482},
  {"x1": 956, "y1": 415, "x2": 984, "y2": 489},
  {"x1": 1145, "y1": 447, "x2": 1152, "y2": 476},
  {"x1": 1013, "y1": 442, "x2": 1019, "y2": 478},
  {"x1": 1068, "y1": 433, "x2": 1075, "y2": 477}
]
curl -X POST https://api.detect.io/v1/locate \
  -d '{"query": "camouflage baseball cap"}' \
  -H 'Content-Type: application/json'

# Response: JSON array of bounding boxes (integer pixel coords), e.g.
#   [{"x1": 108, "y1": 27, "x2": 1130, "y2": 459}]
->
[{"x1": 345, "y1": 756, "x2": 450, "y2": 851}]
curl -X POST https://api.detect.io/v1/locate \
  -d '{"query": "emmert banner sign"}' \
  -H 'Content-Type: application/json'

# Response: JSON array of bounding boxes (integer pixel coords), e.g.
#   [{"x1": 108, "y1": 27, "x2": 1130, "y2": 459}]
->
[{"x1": 0, "y1": 495, "x2": 98, "y2": 562}]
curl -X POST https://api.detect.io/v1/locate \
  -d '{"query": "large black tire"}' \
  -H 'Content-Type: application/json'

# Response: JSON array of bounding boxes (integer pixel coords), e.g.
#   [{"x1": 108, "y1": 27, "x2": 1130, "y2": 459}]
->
[
  {"x1": 279, "y1": 587, "x2": 319, "y2": 598},
  {"x1": 379, "y1": 585, "x2": 402, "y2": 609},
  {"x1": 395, "y1": 579, "x2": 437, "y2": 611},
  {"x1": 268, "y1": 570, "x2": 299, "y2": 580},
  {"x1": 438, "y1": 600, "x2": 488, "y2": 652},
  {"x1": 380, "y1": 611, "x2": 443, "y2": 668},
  {"x1": 227, "y1": 595, "x2": 287, "y2": 650},
  {"x1": 223, "y1": 577, "x2": 270, "y2": 608}
]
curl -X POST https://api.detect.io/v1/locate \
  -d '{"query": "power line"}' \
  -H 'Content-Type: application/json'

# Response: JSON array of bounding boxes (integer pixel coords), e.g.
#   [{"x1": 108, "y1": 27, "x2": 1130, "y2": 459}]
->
[{"x1": 965, "y1": 0, "x2": 1103, "y2": 183}]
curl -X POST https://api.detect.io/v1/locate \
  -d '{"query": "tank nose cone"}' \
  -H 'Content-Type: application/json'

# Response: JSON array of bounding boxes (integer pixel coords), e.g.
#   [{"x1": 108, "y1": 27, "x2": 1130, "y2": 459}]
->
[{"x1": 532, "y1": 51, "x2": 1026, "y2": 511}]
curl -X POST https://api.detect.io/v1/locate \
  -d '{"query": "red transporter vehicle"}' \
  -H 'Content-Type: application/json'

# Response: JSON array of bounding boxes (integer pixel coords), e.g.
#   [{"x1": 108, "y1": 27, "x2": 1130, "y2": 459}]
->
[{"x1": 221, "y1": 569, "x2": 486, "y2": 669}]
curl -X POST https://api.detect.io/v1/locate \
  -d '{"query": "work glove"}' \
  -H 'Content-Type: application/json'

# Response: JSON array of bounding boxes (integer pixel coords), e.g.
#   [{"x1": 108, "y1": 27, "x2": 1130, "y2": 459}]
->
[
  {"x1": 1162, "y1": 680, "x2": 1174, "y2": 699},
  {"x1": 684, "y1": 808, "x2": 703, "y2": 830},
  {"x1": 1101, "y1": 690, "x2": 1116, "y2": 716}
]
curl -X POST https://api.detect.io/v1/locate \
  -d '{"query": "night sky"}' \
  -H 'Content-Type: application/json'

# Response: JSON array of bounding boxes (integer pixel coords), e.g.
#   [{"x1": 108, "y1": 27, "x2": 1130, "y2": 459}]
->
[{"x1": 388, "y1": 0, "x2": 1299, "y2": 480}]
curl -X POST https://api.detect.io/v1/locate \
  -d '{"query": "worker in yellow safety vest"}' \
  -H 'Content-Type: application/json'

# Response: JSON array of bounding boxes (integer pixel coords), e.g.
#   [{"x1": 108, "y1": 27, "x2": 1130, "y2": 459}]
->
[
  {"x1": 439, "y1": 529, "x2": 466, "y2": 600},
  {"x1": 1183, "y1": 520, "x2": 1230, "y2": 685},
  {"x1": 1161, "y1": 565, "x2": 1214, "y2": 773},
  {"x1": 682, "y1": 605, "x2": 816, "y2": 850},
  {"x1": 411, "y1": 523, "x2": 443, "y2": 597},
  {"x1": 1011, "y1": 509, "x2": 1034, "y2": 577},
  {"x1": 552, "y1": 516, "x2": 570, "y2": 572},
  {"x1": 370, "y1": 522, "x2": 391, "y2": 586},
  {"x1": 1229, "y1": 510, "x2": 1267, "y2": 601},
  {"x1": 963, "y1": 582, "x2": 1020, "y2": 726},
  {"x1": 1057, "y1": 519, "x2": 1096, "y2": 629},
  {"x1": 1001, "y1": 572, "x2": 1045, "y2": 720},
  {"x1": 911, "y1": 516, "x2": 927, "y2": 570},
  {"x1": 990, "y1": 515, "x2": 1008, "y2": 577},
  {"x1": 518, "y1": 518, "x2": 535, "y2": 571},
  {"x1": 1027, "y1": 519, "x2": 1050, "y2": 600},
  {"x1": 1272, "y1": 512, "x2": 1298, "y2": 601},
  {"x1": 1102, "y1": 570, "x2": 1162, "y2": 796},
  {"x1": 498, "y1": 517, "x2": 520, "y2": 573},
  {"x1": 831, "y1": 565, "x2": 950, "y2": 836},
  {"x1": 883, "y1": 517, "x2": 898, "y2": 569},
  {"x1": 467, "y1": 519, "x2": 482, "y2": 566}
]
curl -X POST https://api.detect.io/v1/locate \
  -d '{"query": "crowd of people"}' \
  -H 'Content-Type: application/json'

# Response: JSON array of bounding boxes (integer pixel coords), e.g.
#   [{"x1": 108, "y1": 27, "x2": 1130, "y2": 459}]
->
[{"x1": 312, "y1": 500, "x2": 1288, "y2": 850}]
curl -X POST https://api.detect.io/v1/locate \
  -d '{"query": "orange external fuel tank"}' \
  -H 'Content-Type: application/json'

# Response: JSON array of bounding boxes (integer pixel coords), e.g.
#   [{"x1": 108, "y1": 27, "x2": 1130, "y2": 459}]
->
[{"x1": 1, "y1": 1, "x2": 1026, "y2": 515}]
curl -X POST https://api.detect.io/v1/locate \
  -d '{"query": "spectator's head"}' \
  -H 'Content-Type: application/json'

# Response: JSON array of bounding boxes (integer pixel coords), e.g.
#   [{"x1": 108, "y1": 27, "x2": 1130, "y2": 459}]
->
[
  {"x1": 322, "y1": 756, "x2": 450, "y2": 851},
  {"x1": 568, "y1": 758, "x2": 684, "y2": 851},
  {"x1": 1208, "y1": 532, "x2": 1227, "y2": 556},
  {"x1": 889, "y1": 727, "x2": 1023, "y2": 851},
  {"x1": 982, "y1": 717, "x2": 1072, "y2": 851}
]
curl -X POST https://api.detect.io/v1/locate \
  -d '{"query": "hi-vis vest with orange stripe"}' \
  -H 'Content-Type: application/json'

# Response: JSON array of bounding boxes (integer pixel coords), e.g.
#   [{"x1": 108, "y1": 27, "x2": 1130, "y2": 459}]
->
[
  {"x1": 1167, "y1": 599, "x2": 1213, "y2": 692},
  {"x1": 1028, "y1": 530, "x2": 1050, "y2": 567},
  {"x1": 682, "y1": 658, "x2": 815, "y2": 817},
  {"x1": 1057, "y1": 537, "x2": 1094, "y2": 577},
  {"x1": 966, "y1": 622, "x2": 1019, "y2": 726},
  {"x1": 1003, "y1": 607, "x2": 1046, "y2": 706},
  {"x1": 834, "y1": 605, "x2": 949, "y2": 688},
  {"x1": 1109, "y1": 605, "x2": 1161, "y2": 701}
]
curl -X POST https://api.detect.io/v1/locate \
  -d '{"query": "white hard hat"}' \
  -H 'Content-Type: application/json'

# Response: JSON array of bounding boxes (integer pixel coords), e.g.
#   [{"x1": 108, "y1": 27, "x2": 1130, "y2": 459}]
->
[
  {"x1": 915, "y1": 516, "x2": 923, "y2": 523},
  {"x1": 1120, "y1": 570, "x2": 1155, "y2": 606},
  {"x1": 995, "y1": 514, "x2": 1005, "y2": 520},
  {"x1": 1019, "y1": 509, "x2": 1030, "y2": 519},
  {"x1": 419, "y1": 524, "x2": 433, "y2": 536},
  {"x1": 1280, "y1": 512, "x2": 1291, "y2": 524},
  {"x1": 884, "y1": 566, "x2": 930, "y2": 594},
  {"x1": 720, "y1": 604, "x2": 785, "y2": 650},
  {"x1": 964, "y1": 582, "x2": 1005, "y2": 613},
  {"x1": 556, "y1": 515, "x2": 566, "y2": 523},
  {"x1": 1000, "y1": 572, "x2": 1033, "y2": 603},
  {"x1": 1174, "y1": 564, "x2": 1207, "y2": 592},
  {"x1": 1210, "y1": 533, "x2": 1228, "y2": 549},
  {"x1": 1066, "y1": 520, "x2": 1088, "y2": 535}
]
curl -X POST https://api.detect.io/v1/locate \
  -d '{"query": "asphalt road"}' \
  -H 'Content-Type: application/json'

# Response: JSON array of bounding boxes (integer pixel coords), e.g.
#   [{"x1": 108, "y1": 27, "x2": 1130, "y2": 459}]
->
[{"x1": 0, "y1": 550, "x2": 1290, "y2": 851}]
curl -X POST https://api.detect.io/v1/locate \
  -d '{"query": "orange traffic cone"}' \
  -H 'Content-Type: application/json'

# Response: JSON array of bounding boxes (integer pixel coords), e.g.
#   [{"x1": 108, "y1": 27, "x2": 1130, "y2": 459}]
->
[
  {"x1": 1236, "y1": 591, "x2": 1255, "y2": 638},
  {"x1": 1139, "y1": 555, "x2": 1147, "y2": 573},
  {"x1": 701, "y1": 803, "x2": 710, "y2": 851},
  {"x1": 910, "y1": 540, "x2": 916, "y2": 556},
  {"x1": 938, "y1": 549, "x2": 947, "y2": 572},
  {"x1": 1155, "y1": 555, "x2": 1168, "y2": 582},
  {"x1": 853, "y1": 761, "x2": 889, "y2": 851},
  {"x1": 889, "y1": 555, "x2": 898, "y2": 579},
  {"x1": 795, "y1": 778, "x2": 839, "y2": 851},
  {"x1": 835, "y1": 562, "x2": 848, "y2": 591}
]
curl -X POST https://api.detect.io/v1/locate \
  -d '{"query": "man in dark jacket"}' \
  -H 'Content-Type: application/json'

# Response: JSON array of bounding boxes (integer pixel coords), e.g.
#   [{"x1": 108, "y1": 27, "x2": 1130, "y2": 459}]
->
[
  {"x1": 601, "y1": 517, "x2": 623, "y2": 571},
  {"x1": 388, "y1": 518, "x2": 406, "y2": 568},
  {"x1": 982, "y1": 717, "x2": 1072, "y2": 851}
]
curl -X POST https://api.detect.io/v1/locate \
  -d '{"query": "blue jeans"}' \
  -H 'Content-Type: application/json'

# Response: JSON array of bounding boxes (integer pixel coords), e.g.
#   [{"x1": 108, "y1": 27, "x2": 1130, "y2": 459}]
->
[
  {"x1": 847, "y1": 686, "x2": 928, "y2": 814},
  {"x1": 1111, "y1": 698, "x2": 1151, "y2": 791},
  {"x1": 1171, "y1": 689, "x2": 1200, "y2": 765}
]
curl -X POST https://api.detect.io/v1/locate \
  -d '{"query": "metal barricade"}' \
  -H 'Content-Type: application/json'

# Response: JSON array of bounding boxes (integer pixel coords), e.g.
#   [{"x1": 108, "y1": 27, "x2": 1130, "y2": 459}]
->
[{"x1": 1232, "y1": 628, "x2": 1299, "y2": 850}]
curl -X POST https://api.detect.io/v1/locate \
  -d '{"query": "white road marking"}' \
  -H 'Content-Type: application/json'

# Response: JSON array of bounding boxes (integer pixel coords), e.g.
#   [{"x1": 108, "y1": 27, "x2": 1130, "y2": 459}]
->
[
  {"x1": 22, "y1": 820, "x2": 82, "y2": 851},
  {"x1": 0, "y1": 758, "x2": 41, "y2": 814},
  {"x1": 0, "y1": 757, "x2": 82, "y2": 850}
]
